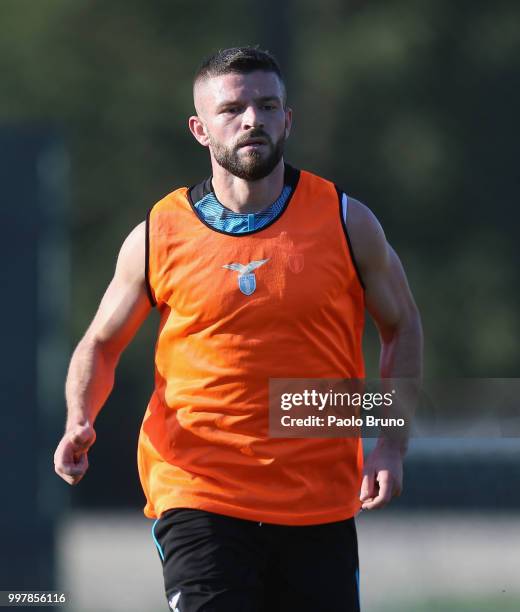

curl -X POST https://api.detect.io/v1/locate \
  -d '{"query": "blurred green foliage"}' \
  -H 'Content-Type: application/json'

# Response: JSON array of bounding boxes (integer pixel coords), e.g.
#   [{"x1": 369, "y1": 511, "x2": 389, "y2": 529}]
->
[{"x1": 1, "y1": 0, "x2": 518, "y2": 502}]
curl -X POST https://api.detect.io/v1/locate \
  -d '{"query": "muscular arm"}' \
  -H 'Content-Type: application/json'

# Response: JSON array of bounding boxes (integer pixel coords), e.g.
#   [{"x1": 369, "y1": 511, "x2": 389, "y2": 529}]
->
[
  {"x1": 348, "y1": 199, "x2": 423, "y2": 380},
  {"x1": 54, "y1": 222, "x2": 152, "y2": 484},
  {"x1": 347, "y1": 198, "x2": 423, "y2": 509}
]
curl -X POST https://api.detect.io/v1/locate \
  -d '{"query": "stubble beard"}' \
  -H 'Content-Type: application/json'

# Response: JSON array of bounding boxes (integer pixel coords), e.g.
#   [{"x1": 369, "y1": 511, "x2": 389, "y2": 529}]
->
[{"x1": 209, "y1": 130, "x2": 286, "y2": 181}]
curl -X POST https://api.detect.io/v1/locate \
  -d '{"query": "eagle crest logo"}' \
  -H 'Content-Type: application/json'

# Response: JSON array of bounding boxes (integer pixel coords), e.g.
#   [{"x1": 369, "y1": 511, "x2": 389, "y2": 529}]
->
[{"x1": 222, "y1": 259, "x2": 269, "y2": 295}]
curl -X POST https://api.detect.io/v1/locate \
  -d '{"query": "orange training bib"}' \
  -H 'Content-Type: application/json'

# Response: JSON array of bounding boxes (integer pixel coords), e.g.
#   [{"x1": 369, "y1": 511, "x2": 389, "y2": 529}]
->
[{"x1": 137, "y1": 165, "x2": 365, "y2": 524}]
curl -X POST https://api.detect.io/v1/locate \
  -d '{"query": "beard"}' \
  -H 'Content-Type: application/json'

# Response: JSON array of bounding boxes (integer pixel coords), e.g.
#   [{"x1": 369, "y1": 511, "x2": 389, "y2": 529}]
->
[{"x1": 209, "y1": 129, "x2": 286, "y2": 181}]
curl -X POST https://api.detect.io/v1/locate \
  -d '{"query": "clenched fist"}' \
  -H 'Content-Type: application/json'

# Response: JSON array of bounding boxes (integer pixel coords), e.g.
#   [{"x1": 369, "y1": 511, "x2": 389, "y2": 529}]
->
[{"x1": 54, "y1": 423, "x2": 96, "y2": 485}]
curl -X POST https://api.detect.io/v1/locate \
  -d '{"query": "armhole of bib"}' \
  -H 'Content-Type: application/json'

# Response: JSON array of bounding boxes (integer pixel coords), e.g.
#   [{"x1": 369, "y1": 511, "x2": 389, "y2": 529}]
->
[
  {"x1": 335, "y1": 185, "x2": 365, "y2": 290},
  {"x1": 145, "y1": 206, "x2": 157, "y2": 307}
]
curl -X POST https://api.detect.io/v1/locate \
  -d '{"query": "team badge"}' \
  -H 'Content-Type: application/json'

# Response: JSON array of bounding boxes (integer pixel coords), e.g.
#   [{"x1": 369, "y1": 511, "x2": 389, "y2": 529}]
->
[
  {"x1": 222, "y1": 259, "x2": 269, "y2": 295},
  {"x1": 288, "y1": 253, "x2": 304, "y2": 274},
  {"x1": 238, "y1": 273, "x2": 256, "y2": 296}
]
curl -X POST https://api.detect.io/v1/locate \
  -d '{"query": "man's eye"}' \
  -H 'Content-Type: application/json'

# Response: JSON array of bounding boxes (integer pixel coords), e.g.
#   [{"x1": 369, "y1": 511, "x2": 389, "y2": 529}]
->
[
  {"x1": 263, "y1": 104, "x2": 276, "y2": 110},
  {"x1": 224, "y1": 107, "x2": 239, "y2": 114}
]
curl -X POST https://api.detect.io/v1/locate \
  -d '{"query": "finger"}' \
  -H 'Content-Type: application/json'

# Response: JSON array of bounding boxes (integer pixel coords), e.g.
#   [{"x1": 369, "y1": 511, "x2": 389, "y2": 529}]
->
[
  {"x1": 362, "y1": 475, "x2": 393, "y2": 510},
  {"x1": 56, "y1": 459, "x2": 86, "y2": 478},
  {"x1": 58, "y1": 471, "x2": 84, "y2": 486},
  {"x1": 54, "y1": 442, "x2": 73, "y2": 465},
  {"x1": 55, "y1": 439, "x2": 86, "y2": 466},
  {"x1": 55, "y1": 464, "x2": 82, "y2": 484},
  {"x1": 56, "y1": 451, "x2": 88, "y2": 473},
  {"x1": 360, "y1": 470, "x2": 375, "y2": 502},
  {"x1": 55, "y1": 455, "x2": 88, "y2": 485},
  {"x1": 71, "y1": 427, "x2": 95, "y2": 451},
  {"x1": 72, "y1": 448, "x2": 88, "y2": 462}
]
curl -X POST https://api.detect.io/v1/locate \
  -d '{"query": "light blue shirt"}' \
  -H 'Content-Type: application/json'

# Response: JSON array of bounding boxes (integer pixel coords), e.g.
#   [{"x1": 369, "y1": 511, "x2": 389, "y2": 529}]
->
[{"x1": 193, "y1": 185, "x2": 292, "y2": 233}]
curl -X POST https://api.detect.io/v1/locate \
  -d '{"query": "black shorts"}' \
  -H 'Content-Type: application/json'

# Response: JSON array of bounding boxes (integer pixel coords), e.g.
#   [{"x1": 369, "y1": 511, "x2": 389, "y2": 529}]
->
[{"x1": 152, "y1": 508, "x2": 360, "y2": 612}]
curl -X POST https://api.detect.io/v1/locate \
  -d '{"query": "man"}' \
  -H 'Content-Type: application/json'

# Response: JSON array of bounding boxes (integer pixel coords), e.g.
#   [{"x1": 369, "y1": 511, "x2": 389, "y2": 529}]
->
[{"x1": 54, "y1": 47, "x2": 422, "y2": 611}]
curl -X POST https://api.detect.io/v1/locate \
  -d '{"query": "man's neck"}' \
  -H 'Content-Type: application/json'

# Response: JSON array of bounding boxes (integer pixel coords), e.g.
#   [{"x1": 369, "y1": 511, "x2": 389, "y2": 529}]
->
[{"x1": 210, "y1": 159, "x2": 285, "y2": 214}]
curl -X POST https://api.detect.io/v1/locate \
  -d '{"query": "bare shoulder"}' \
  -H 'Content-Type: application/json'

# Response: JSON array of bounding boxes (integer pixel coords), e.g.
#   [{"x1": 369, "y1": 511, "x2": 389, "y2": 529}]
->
[
  {"x1": 115, "y1": 221, "x2": 146, "y2": 285},
  {"x1": 83, "y1": 220, "x2": 150, "y2": 347},
  {"x1": 345, "y1": 197, "x2": 390, "y2": 274},
  {"x1": 345, "y1": 197, "x2": 420, "y2": 329}
]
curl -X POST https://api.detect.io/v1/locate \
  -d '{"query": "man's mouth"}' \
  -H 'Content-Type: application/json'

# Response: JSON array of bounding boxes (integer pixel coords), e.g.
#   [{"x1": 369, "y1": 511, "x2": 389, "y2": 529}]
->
[{"x1": 239, "y1": 138, "x2": 268, "y2": 147}]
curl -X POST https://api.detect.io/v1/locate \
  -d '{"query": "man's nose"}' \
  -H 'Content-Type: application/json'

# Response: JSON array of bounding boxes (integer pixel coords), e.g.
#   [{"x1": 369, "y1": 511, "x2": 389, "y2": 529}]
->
[{"x1": 242, "y1": 105, "x2": 264, "y2": 129}]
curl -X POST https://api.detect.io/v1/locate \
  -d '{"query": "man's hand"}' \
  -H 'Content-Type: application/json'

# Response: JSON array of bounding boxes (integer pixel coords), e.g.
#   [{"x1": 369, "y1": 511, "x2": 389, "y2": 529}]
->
[
  {"x1": 359, "y1": 440, "x2": 404, "y2": 510},
  {"x1": 54, "y1": 423, "x2": 96, "y2": 485}
]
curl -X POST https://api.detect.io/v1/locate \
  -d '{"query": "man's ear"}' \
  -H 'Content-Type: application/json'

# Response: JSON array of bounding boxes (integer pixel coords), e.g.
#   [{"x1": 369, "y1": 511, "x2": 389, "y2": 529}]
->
[
  {"x1": 284, "y1": 107, "x2": 293, "y2": 140},
  {"x1": 188, "y1": 115, "x2": 210, "y2": 147}
]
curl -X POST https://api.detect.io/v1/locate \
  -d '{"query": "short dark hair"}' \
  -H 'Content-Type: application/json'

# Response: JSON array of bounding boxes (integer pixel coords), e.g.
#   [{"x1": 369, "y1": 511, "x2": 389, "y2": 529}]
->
[{"x1": 194, "y1": 46, "x2": 286, "y2": 103}]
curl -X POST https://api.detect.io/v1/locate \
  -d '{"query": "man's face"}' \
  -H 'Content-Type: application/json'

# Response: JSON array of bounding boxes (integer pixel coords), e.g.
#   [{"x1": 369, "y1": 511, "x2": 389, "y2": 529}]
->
[{"x1": 190, "y1": 70, "x2": 292, "y2": 180}]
